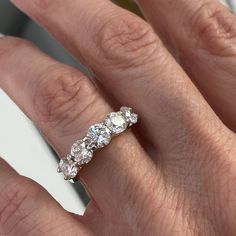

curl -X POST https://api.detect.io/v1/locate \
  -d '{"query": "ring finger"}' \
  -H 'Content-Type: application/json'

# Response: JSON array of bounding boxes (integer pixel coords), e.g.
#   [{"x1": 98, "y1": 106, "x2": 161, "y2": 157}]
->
[{"x1": 0, "y1": 36, "x2": 161, "y2": 227}]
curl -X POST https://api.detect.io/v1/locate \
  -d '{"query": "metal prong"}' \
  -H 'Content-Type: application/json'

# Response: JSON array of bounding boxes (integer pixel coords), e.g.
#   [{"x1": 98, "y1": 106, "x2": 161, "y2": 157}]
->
[{"x1": 64, "y1": 176, "x2": 70, "y2": 180}]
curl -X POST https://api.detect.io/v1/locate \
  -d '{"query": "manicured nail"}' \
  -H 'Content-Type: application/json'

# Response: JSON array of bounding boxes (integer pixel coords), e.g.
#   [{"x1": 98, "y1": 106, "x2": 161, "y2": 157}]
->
[{"x1": 0, "y1": 33, "x2": 5, "y2": 38}]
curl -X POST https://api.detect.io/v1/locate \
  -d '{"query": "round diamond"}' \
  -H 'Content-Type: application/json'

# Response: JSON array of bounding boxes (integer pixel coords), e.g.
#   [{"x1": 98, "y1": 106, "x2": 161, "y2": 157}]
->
[
  {"x1": 71, "y1": 139, "x2": 93, "y2": 165},
  {"x1": 58, "y1": 158, "x2": 78, "y2": 180},
  {"x1": 120, "y1": 106, "x2": 138, "y2": 126},
  {"x1": 130, "y1": 113, "x2": 138, "y2": 124},
  {"x1": 105, "y1": 112, "x2": 127, "y2": 134},
  {"x1": 87, "y1": 123, "x2": 112, "y2": 148}
]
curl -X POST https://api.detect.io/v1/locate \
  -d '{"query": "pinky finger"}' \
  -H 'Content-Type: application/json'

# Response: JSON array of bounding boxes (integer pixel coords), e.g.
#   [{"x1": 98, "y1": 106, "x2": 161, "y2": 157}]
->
[{"x1": 0, "y1": 157, "x2": 91, "y2": 236}]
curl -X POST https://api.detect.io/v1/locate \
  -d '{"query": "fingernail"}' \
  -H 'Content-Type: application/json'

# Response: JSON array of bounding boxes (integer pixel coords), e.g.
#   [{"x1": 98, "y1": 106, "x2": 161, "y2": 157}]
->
[{"x1": 0, "y1": 33, "x2": 5, "y2": 38}]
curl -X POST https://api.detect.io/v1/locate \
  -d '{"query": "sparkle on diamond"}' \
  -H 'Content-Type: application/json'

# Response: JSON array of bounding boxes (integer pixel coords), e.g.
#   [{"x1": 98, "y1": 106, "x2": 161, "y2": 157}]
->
[
  {"x1": 71, "y1": 139, "x2": 93, "y2": 165},
  {"x1": 87, "y1": 123, "x2": 112, "y2": 148},
  {"x1": 58, "y1": 158, "x2": 78, "y2": 180},
  {"x1": 105, "y1": 112, "x2": 127, "y2": 134},
  {"x1": 120, "y1": 106, "x2": 138, "y2": 126}
]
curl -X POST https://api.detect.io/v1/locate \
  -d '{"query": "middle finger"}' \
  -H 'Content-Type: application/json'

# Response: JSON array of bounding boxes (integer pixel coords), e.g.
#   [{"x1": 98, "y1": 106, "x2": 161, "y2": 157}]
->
[{"x1": 11, "y1": 0, "x2": 229, "y2": 153}]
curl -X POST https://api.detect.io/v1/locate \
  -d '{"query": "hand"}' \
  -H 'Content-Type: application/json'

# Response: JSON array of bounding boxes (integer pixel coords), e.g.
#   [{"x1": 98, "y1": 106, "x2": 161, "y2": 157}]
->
[{"x1": 0, "y1": 0, "x2": 236, "y2": 235}]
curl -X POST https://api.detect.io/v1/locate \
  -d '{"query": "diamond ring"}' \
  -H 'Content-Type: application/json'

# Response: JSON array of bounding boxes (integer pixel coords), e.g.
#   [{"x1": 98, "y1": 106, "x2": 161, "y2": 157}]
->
[{"x1": 57, "y1": 106, "x2": 138, "y2": 182}]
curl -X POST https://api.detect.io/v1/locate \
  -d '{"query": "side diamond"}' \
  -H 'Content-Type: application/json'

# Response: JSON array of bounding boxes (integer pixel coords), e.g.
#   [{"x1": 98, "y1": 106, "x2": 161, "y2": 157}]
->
[
  {"x1": 58, "y1": 156, "x2": 78, "y2": 180},
  {"x1": 71, "y1": 139, "x2": 93, "y2": 165},
  {"x1": 120, "y1": 106, "x2": 138, "y2": 126},
  {"x1": 87, "y1": 123, "x2": 112, "y2": 148},
  {"x1": 105, "y1": 112, "x2": 127, "y2": 134}
]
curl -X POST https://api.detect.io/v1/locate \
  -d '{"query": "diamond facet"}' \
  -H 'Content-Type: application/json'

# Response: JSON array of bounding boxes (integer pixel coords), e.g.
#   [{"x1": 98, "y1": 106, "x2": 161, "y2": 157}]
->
[
  {"x1": 120, "y1": 106, "x2": 138, "y2": 126},
  {"x1": 58, "y1": 157, "x2": 78, "y2": 180},
  {"x1": 105, "y1": 112, "x2": 127, "y2": 134},
  {"x1": 87, "y1": 123, "x2": 112, "y2": 148},
  {"x1": 71, "y1": 139, "x2": 93, "y2": 165}
]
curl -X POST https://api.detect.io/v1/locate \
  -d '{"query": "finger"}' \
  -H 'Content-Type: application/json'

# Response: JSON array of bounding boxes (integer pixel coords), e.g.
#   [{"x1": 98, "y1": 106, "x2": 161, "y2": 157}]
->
[
  {"x1": 0, "y1": 36, "x2": 164, "y2": 228},
  {"x1": 10, "y1": 0, "x2": 228, "y2": 152},
  {"x1": 136, "y1": 0, "x2": 236, "y2": 131},
  {"x1": 0, "y1": 157, "x2": 91, "y2": 235}
]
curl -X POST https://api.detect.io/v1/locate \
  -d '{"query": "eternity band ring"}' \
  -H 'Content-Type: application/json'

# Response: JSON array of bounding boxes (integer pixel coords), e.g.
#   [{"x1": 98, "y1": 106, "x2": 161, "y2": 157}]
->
[{"x1": 57, "y1": 106, "x2": 138, "y2": 182}]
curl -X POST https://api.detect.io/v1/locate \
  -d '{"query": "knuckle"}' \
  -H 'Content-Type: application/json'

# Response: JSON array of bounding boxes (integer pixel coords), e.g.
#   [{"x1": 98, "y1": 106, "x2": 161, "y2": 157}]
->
[
  {"x1": 190, "y1": 2, "x2": 236, "y2": 55},
  {"x1": 0, "y1": 178, "x2": 40, "y2": 235},
  {"x1": 32, "y1": 66, "x2": 98, "y2": 130},
  {"x1": 96, "y1": 14, "x2": 160, "y2": 69}
]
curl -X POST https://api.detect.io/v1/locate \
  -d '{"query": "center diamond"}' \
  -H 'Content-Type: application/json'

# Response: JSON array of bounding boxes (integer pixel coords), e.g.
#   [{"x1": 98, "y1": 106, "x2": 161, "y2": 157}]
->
[
  {"x1": 71, "y1": 139, "x2": 93, "y2": 165},
  {"x1": 87, "y1": 123, "x2": 112, "y2": 148},
  {"x1": 105, "y1": 112, "x2": 127, "y2": 134}
]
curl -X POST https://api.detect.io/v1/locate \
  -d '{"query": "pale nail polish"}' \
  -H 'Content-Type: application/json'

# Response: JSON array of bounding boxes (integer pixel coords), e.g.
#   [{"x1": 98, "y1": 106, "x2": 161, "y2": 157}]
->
[{"x1": 0, "y1": 33, "x2": 5, "y2": 38}]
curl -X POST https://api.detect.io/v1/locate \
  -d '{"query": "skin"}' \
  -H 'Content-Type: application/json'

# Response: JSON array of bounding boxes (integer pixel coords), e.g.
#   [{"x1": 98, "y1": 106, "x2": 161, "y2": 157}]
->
[{"x1": 0, "y1": 0, "x2": 236, "y2": 235}]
